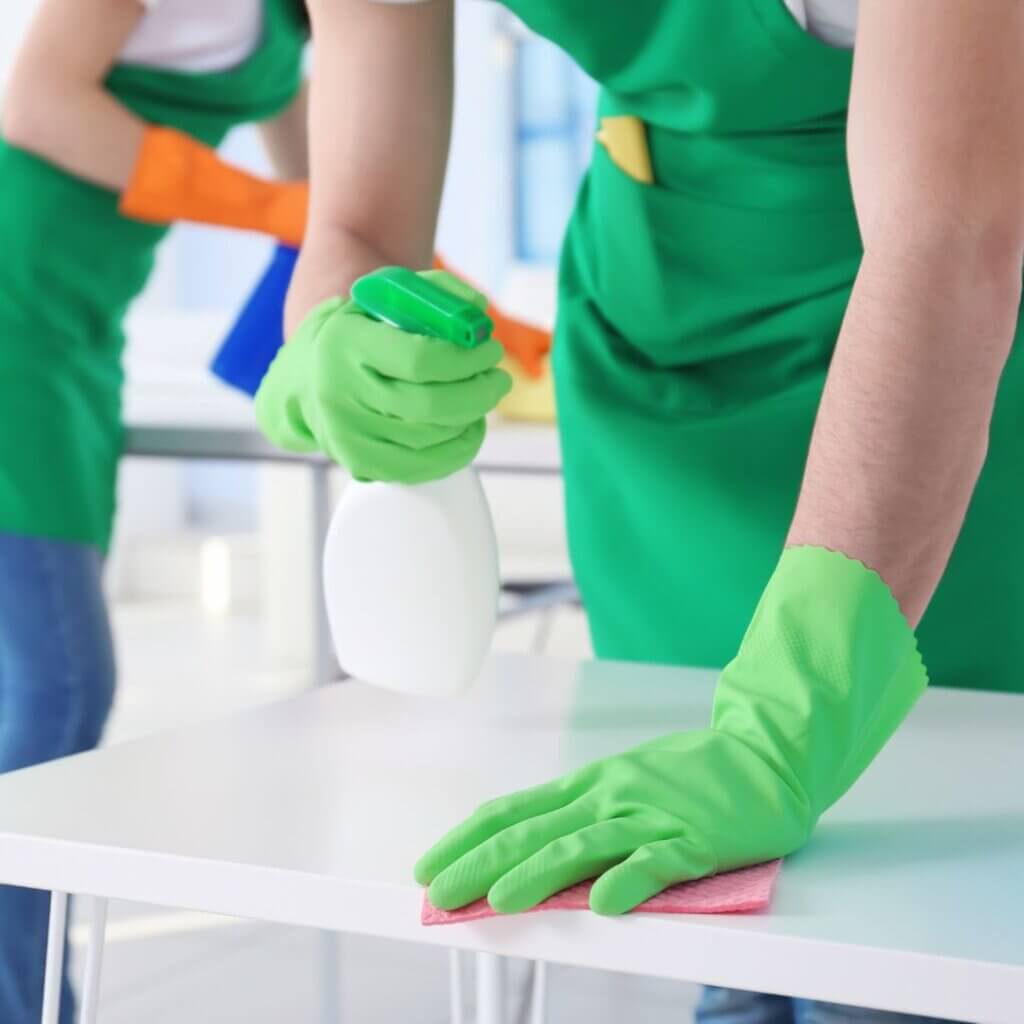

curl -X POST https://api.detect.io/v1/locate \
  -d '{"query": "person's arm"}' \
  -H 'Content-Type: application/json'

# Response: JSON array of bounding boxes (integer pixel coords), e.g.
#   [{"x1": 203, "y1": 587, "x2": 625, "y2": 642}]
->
[
  {"x1": 786, "y1": 0, "x2": 1024, "y2": 627},
  {"x1": 255, "y1": 0, "x2": 509, "y2": 482},
  {"x1": 1, "y1": 0, "x2": 146, "y2": 189},
  {"x1": 259, "y1": 79, "x2": 310, "y2": 180},
  {"x1": 3, "y1": 0, "x2": 308, "y2": 244},
  {"x1": 285, "y1": 0, "x2": 453, "y2": 333}
]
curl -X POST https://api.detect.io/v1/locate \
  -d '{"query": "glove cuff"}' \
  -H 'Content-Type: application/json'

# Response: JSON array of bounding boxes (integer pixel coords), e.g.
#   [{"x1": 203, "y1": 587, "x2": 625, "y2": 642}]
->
[
  {"x1": 119, "y1": 126, "x2": 307, "y2": 244},
  {"x1": 712, "y1": 545, "x2": 928, "y2": 820}
]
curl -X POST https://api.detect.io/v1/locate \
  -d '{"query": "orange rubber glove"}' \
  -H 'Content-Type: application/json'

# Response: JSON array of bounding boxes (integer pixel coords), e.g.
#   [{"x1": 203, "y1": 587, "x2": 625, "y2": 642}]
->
[
  {"x1": 433, "y1": 255, "x2": 551, "y2": 379},
  {"x1": 119, "y1": 126, "x2": 307, "y2": 246}
]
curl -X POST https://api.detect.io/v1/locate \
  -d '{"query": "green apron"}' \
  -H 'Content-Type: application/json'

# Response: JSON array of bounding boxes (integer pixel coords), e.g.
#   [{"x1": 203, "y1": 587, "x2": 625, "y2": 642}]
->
[
  {"x1": 503, "y1": 0, "x2": 1024, "y2": 693},
  {"x1": 0, "y1": 0, "x2": 306, "y2": 551}
]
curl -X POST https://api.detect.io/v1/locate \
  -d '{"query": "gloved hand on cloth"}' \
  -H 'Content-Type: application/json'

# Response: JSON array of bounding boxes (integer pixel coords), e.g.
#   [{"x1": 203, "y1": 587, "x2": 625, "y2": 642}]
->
[{"x1": 415, "y1": 546, "x2": 927, "y2": 915}]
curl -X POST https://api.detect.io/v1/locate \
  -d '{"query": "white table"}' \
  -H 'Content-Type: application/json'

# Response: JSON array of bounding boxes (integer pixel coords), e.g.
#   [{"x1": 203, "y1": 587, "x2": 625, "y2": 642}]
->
[{"x1": 1, "y1": 654, "x2": 1022, "y2": 1023}]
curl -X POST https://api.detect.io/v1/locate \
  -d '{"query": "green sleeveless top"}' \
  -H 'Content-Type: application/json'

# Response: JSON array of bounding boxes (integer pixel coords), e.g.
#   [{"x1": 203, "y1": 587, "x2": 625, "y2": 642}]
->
[{"x1": 0, "y1": 0, "x2": 306, "y2": 549}]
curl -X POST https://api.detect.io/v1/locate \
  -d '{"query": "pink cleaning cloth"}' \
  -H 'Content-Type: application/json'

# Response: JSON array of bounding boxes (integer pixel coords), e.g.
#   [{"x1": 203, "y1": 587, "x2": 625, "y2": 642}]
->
[{"x1": 422, "y1": 860, "x2": 782, "y2": 925}]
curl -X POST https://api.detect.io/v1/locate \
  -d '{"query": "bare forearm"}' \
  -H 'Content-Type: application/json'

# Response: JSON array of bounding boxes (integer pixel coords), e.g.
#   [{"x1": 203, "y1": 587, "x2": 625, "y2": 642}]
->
[
  {"x1": 286, "y1": 0, "x2": 453, "y2": 335},
  {"x1": 3, "y1": 86, "x2": 143, "y2": 190},
  {"x1": 284, "y1": 225, "x2": 399, "y2": 336},
  {"x1": 787, "y1": 0, "x2": 1024, "y2": 627},
  {"x1": 1, "y1": 0, "x2": 144, "y2": 190},
  {"x1": 788, "y1": 240, "x2": 1019, "y2": 625},
  {"x1": 259, "y1": 80, "x2": 309, "y2": 180}
]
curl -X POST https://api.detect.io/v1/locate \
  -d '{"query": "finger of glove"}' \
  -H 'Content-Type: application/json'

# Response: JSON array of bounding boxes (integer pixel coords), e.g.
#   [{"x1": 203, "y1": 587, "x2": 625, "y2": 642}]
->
[
  {"x1": 418, "y1": 269, "x2": 489, "y2": 313},
  {"x1": 360, "y1": 368, "x2": 511, "y2": 427},
  {"x1": 255, "y1": 342, "x2": 323, "y2": 454},
  {"x1": 256, "y1": 295, "x2": 354, "y2": 453},
  {"x1": 317, "y1": 398, "x2": 461, "y2": 454},
  {"x1": 414, "y1": 778, "x2": 575, "y2": 888},
  {"x1": 588, "y1": 835, "x2": 718, "y2": 917},
  {"x1": 255, "y1": 386, "x2": 320, "y2": 454},
  {"x1": 328, "y1": 421, "x2": 485, "y2": 484},
  {"x1": 427, "y1": 799, "x2": 593, "y2": 911},
  {"x1": 350, "y1": 323, "x2": 505, "y2": 384},
  {"x1": 487, "y1": 816, "x2": 658, "y2": 915}
]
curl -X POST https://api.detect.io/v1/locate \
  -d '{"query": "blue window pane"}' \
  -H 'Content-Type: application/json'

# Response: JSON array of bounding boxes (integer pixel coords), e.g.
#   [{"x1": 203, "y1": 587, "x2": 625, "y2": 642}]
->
[
  {"x1": 518, "y1": 39, "x2": 574, "y2": 125},
  {"x1": 517, "y1": 139, "x2": 577, "y2": 261},
  {"x1": 513, "y1": 35, "x2": 597, "y2": 263}
]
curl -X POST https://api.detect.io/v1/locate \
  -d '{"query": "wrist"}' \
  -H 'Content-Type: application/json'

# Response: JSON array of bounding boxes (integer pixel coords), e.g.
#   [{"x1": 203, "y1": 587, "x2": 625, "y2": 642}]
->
[{"x1": 284, "y1": 227, "x2": 395, "y2": 337}]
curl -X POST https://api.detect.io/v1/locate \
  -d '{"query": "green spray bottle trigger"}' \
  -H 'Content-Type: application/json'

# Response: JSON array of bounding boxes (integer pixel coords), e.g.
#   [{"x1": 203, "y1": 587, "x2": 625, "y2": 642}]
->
[{"x1": 350, "y1": 267, "x2": 493, "y2": 348}]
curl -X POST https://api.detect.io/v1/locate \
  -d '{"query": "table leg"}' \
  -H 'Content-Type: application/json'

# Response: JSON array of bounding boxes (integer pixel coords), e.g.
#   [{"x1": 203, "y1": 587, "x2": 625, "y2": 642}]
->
[
  {"x1": 310, "y1": 462, "x2": 334, "y2": 688},
  {"x1": 311, "y1": 468, "x2": 346, "y2": 1021},
  {"x1": 40, "y1": 891, "x2": 68, "y2": 1024},
  {"x1": 527, "y1": 961, "x2": 547, "y2": 1024},
  {"x1": 312, "y1": 465, "x2": 342, "y2": 1021},
  {"x1": 531, "y1": 608, "x2": 556, "y2": 656},
  {"x1": 449, "y1": 949, "x2": 465, "y2": 1024},
  {"x1": 475, "y1": 953, "x2": 506, "y2": 1024},
  {"x1": 78, "y1": 897, "x2": 109, "y2": 1024},
  {"x1": 318, "y1": 930, "x2": 341, "y2": 1024}
]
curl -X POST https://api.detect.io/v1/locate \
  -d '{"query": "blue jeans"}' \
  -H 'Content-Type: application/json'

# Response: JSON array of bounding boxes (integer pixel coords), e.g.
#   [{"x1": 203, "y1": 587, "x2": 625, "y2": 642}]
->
[
  {"x1": 698, "y1": 987, "x2": 963, "y2": 1024},
  {"x1": 0, "y1": 533, "x2": 115, "y2": 1024}
]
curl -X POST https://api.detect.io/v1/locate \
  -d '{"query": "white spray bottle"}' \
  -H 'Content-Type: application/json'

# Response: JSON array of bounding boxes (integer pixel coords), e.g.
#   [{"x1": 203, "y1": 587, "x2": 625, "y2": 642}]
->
[{"x1": 322, "y1": 268, "x2": 500, "y2": 697}]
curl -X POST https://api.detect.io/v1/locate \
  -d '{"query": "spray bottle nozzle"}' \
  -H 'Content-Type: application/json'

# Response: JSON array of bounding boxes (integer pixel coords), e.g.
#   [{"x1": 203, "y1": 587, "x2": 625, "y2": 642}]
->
[{"x1": 351, "y1": 267, "x2": 493, "y2": 348}]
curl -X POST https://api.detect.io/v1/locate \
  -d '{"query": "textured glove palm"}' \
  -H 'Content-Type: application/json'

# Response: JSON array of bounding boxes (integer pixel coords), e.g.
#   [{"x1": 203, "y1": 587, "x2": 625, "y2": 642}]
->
[
  {"x1": 255, "y1": 271, "x2": 511, "y2": 482},
  {"x1": 415, "y1": 547, "x2": 928, "y2": 915}
]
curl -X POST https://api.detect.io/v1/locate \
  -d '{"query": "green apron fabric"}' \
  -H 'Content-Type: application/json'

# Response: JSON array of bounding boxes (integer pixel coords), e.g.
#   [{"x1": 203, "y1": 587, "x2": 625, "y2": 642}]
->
[
  {"x1": 503, "y1": 0, "x2": 1024, "y2": 693},
  {"x1": 0, "y1": 0, "x2": 306, "y2": 550}
]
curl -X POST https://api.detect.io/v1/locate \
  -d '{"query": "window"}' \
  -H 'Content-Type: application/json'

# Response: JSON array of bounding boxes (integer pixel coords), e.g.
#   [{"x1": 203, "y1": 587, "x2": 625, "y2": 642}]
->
[{"x1": 512, "y1": 30, "x2": 596, "y2": 263}]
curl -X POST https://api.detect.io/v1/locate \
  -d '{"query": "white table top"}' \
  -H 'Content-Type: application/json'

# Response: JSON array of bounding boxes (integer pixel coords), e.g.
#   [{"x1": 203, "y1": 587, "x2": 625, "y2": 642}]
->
[{"x1": 1, "y1": 654, "x2": 1021, "y2": 1021}]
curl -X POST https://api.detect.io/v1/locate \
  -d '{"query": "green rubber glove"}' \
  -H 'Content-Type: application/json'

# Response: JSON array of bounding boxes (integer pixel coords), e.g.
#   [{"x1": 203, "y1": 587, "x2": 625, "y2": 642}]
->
[
  {"x1": 254, "y1": 270, "x2": 512, "y2": 483},
  {"x1": 415, "y1": 547, "x2": 928, "y2": 916}
]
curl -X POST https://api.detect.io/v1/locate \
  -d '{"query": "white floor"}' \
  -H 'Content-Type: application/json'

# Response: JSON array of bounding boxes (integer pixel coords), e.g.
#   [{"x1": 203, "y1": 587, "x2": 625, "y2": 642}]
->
[{"x1": 61, "y1": 598, "x2": 701, "y2": 1023}]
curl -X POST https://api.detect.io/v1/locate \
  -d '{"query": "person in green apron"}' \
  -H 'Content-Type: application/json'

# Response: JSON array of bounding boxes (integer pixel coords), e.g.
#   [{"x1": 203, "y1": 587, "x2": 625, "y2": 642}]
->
[
  {"x1": 0, "y1": 2, "x2": 310, "y2": 1020},
  {"x1": 256, "y1": 1, "x2": 1023, "y2": 1021}
]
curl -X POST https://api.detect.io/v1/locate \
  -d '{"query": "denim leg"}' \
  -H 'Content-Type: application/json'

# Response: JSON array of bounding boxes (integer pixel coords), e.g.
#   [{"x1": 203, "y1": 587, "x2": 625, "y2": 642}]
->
[
  {"x1": 795, "y1": 999, "x2": 966, "y2": 1024},
  {"x1": 0, "y1": 533, "x2": 115, "y2": 1024},
  {"x1": 696, "y1": 987, "x2": 795, "y2": 1024}
]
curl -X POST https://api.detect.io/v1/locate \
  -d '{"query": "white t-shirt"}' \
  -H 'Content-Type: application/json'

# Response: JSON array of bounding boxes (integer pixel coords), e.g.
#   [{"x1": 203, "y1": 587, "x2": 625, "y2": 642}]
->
[
  {"x1": 121, "y1": 0, "x2": 265, "y2": 72},
  {"x1": 119, "y1": 1, "x2": 857, "y2": 75},
  {"x1": 783, "y1": 0, "x2": 858, "y2": 49},
  {"x1": 120, "y1": 0, "x2": 418, "y2": 74}
]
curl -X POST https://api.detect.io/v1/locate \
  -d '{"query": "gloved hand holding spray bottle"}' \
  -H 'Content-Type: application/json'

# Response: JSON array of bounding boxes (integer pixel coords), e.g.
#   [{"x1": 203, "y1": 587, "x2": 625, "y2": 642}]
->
[{"x1": 255, "y1": 267, "x2": 512, "y2": 696}]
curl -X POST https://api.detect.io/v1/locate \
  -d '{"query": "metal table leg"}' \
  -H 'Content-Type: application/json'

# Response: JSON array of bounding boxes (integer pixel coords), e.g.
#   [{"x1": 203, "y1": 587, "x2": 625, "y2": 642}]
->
[
  {"x1": 476, "y1": 953, "x2": 506, "y2": 1024},
  {"x1": 449, "y1": 949, "x2": 465, "y2": 1024},
  {"x1": 311, "y1": 463, "x2": 341, "y2": 1023},
  {"x1": 528, "y1": 961, "x2": 547, "y2": 1024},
  {"x1": 78, "y1": 897, "x2": 109, "y2": 1024},
  {"x1": 40, "y1": 891, "x2": 68, "y2": 1024},
  {"x1": 311, "y1": 462, "x2": 334, "y2": 689},
  {"x1": 318, "y1": 930, "x2": 341, "y2": 1024}
]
